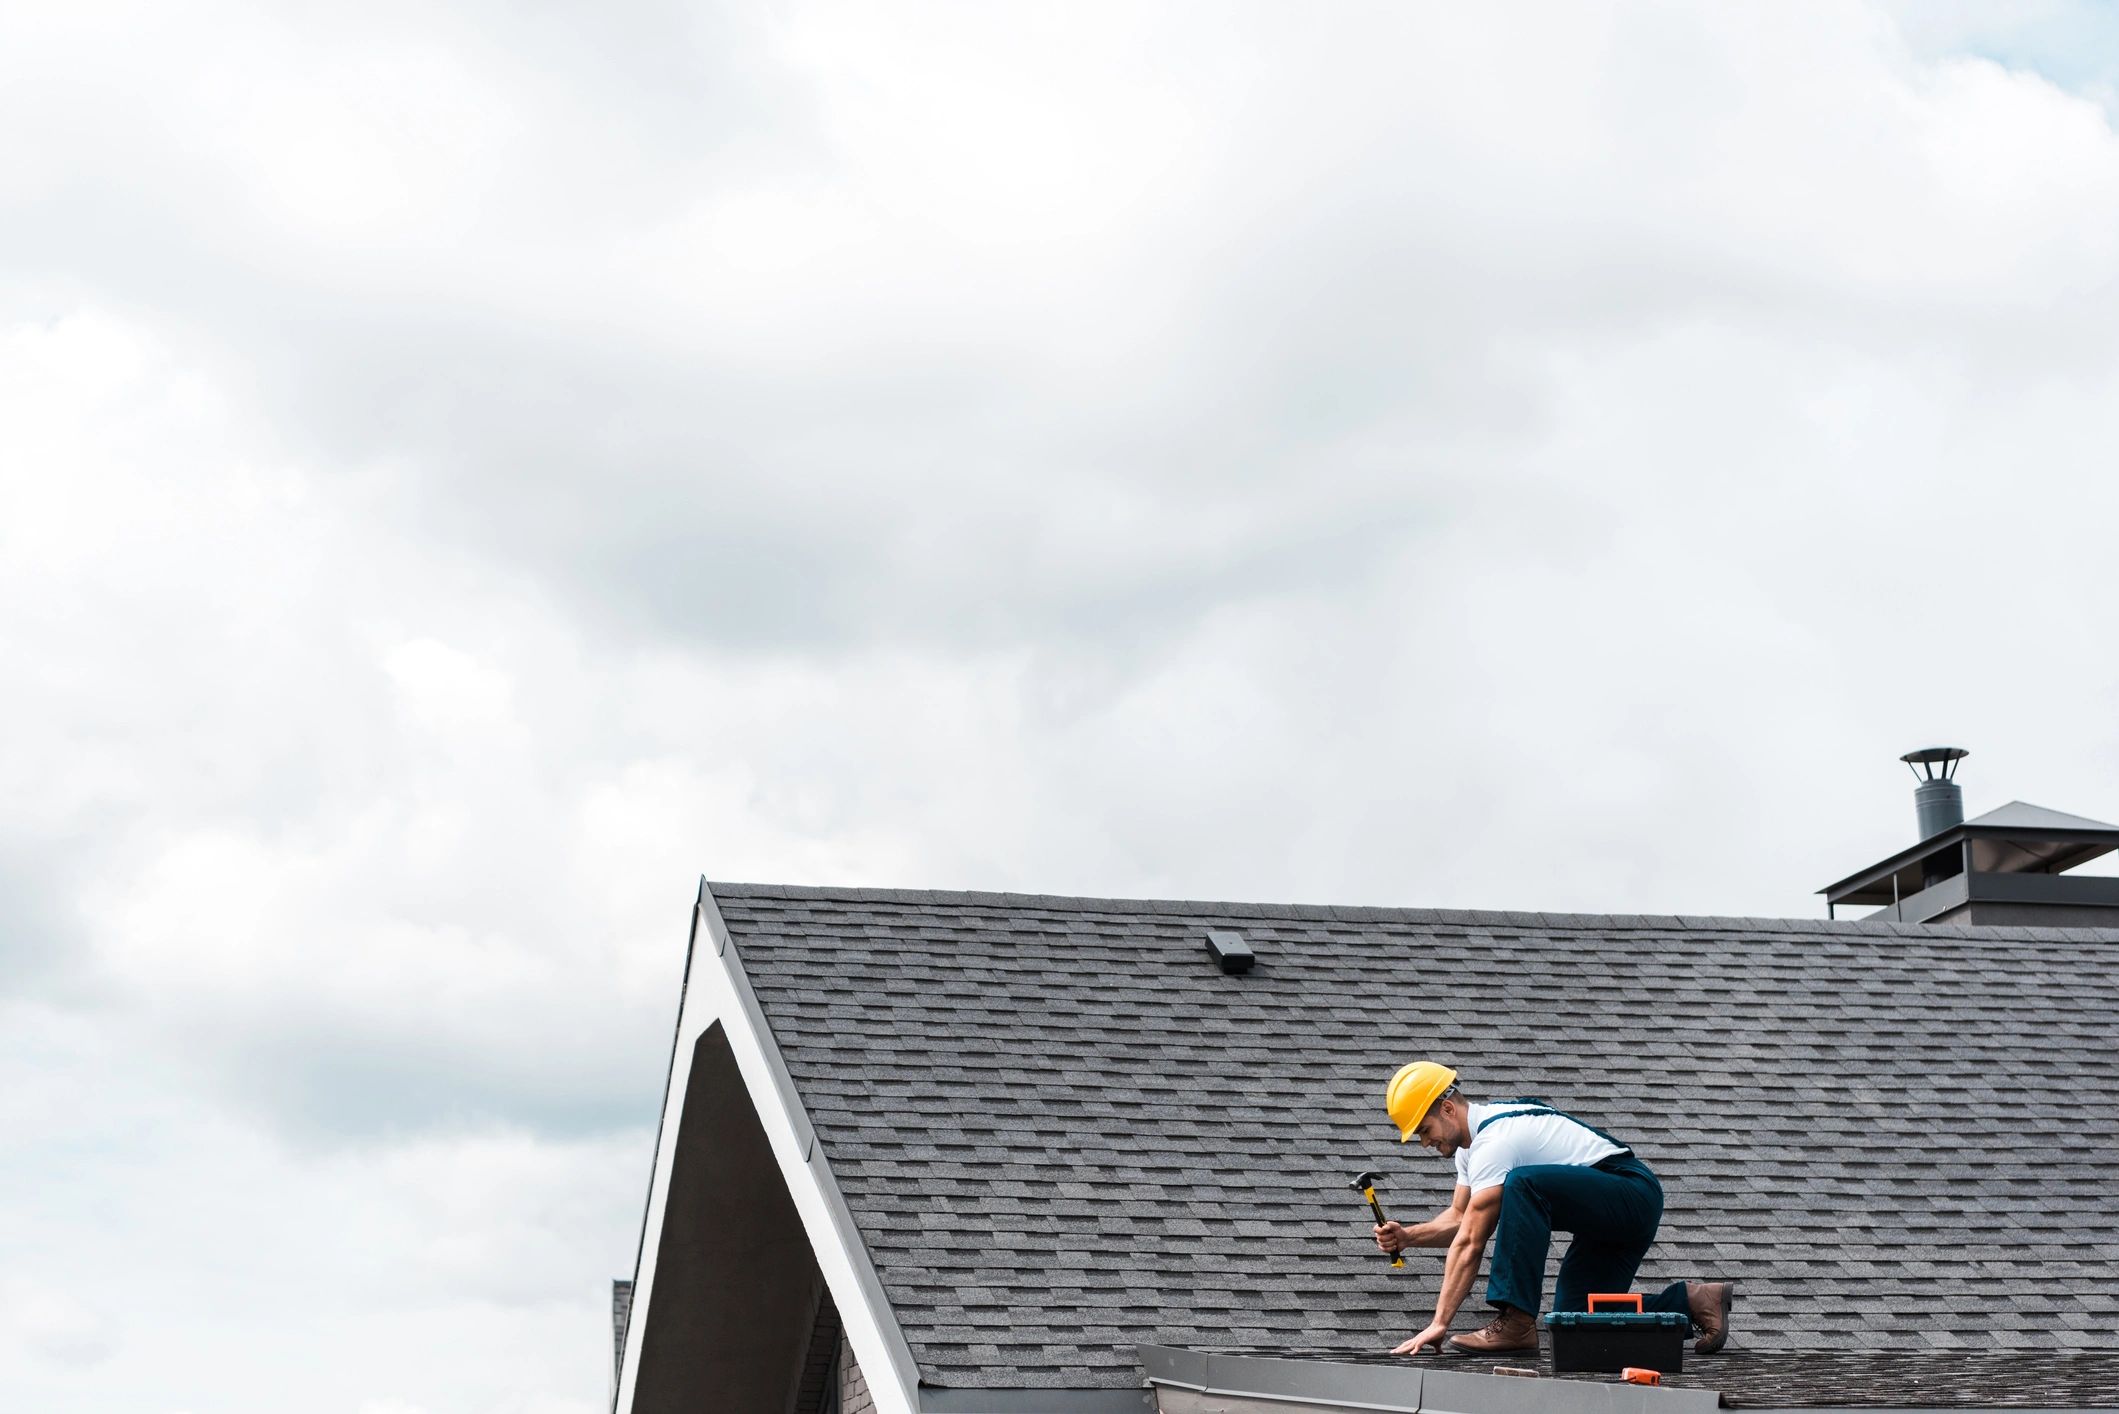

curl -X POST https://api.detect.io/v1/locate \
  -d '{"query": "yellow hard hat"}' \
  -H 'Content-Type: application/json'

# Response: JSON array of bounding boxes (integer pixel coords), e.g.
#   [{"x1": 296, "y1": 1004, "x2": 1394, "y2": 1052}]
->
[{"x1": 1386, "y1": 1061, "x2": 1458, "y2": 1142}]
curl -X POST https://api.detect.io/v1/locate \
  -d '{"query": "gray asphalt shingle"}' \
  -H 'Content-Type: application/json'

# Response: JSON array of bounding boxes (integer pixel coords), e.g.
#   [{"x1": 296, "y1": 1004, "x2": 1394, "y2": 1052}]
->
[{"x1": 709, "y1": 883, "x2": 2119, "y2": 1391}]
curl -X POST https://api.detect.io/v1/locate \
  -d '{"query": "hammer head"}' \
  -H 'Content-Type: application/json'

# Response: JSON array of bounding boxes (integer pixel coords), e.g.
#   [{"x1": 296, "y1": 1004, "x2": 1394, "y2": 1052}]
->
[{"x1": 1348, "y1": 1169, "x2": 1385, "y2": 1192}]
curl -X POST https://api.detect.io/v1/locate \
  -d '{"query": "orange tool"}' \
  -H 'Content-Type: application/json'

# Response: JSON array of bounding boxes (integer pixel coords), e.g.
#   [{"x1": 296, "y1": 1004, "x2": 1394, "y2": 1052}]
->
[{"x1": 1621, "y1": 1368, "x2": 1662, "y2": 1386}]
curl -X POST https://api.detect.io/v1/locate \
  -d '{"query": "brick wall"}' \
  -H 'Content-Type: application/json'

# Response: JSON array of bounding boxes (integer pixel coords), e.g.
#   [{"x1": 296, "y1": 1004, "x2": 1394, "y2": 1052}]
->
[{"x1": 838, "y1": 1331, "x2": 873, "y2": 1414}]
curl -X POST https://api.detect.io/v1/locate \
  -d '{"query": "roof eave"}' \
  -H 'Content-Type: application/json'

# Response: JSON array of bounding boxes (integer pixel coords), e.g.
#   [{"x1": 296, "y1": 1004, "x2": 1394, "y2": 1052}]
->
[
  {"x1": 1138, "y1": 1348, "x2": 1717, "y2": 1414},
  {"x1": 917, "y1": 1388, "x2": 1155, "y2": 1413},
  {"x1": 614, "y1": 878, "x2": 927, "y2": 1414},
  {"x1": 1820, "y1": 824, "x2": 2119, "y2": 903}
]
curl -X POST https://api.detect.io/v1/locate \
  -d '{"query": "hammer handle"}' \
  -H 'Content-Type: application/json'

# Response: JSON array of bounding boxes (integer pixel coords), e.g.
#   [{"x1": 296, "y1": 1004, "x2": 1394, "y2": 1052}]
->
[{"x1": 1363, "y1": 1188, "x2": 1406, "y2": 1269}]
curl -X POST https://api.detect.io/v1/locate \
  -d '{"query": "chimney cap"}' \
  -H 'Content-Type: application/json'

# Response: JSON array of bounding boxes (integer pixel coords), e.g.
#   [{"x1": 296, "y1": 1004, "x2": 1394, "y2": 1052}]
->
[{"x1": 1901, "y1": 746, "x2": 1967, "y2": 781}]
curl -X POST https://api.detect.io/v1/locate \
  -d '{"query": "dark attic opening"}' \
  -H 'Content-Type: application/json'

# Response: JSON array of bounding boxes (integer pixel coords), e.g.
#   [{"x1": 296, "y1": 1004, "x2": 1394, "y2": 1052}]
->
[{"x1": 630, "y1": 1021, "x2": 844, "y2": 1414}]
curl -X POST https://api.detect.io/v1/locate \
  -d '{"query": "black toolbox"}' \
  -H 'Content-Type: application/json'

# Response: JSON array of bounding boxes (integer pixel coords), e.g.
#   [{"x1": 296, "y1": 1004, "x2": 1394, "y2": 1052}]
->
[{"x1": 1544, "y1": 1310, "x2": 1688, "y2": 1374}]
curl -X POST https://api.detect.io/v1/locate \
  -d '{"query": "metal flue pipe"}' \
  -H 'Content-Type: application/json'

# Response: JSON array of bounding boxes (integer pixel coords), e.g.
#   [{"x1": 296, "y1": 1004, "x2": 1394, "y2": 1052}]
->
[{"x1": 1903, "y1": 746, "x2": 1968, "y2": 840}]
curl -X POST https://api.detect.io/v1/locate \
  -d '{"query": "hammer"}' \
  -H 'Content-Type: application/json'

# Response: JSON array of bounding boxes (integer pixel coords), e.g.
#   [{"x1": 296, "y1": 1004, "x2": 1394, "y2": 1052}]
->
[{"x1": 1349, "y1": 1170, "x2": 1404, "y2": 1269}]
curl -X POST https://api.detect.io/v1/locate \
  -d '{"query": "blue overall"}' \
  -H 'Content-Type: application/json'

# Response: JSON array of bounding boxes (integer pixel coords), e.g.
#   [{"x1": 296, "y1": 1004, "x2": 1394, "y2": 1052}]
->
[{"x1": 1475, "y1": 1103, "x2": 1691, "y2": 1323}]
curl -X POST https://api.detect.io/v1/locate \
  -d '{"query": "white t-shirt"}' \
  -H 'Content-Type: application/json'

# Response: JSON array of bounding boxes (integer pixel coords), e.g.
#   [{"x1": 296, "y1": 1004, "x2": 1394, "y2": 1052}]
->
[{"x1": 1454, "y1": 1102, "x2": 1626, "y2": 1194}]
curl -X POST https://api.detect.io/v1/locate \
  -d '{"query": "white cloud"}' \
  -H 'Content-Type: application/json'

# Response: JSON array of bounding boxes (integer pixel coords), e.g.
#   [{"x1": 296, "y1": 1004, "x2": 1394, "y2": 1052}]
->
[
  {"x1": 385, "y1": 639, "x2": 519, "y2": 734},
  {"x1": 0, "y1": 1276, "x2": 119, "y2": 1367}
]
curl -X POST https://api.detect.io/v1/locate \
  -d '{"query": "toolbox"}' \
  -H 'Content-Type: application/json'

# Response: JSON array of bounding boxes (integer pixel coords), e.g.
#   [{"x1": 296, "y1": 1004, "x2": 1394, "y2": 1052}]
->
[{"x1": 1544, "y1": 1294, "x2": 1687, "y2": 1374}]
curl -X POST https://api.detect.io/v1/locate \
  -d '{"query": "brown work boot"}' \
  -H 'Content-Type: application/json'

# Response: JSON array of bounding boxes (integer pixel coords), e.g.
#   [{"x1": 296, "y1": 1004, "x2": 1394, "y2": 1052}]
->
[
  {"x1": 1446, "y1": 1306, "x2": 1539, "y2": 1355},
  {"x1": 1687, "y1": 1281, "x2": 1735, "y2": 1354}
]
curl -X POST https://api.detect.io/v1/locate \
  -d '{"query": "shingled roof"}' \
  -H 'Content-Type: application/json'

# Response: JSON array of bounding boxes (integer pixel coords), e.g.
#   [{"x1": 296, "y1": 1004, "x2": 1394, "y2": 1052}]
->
[{"x1": 621, "y1": 881, "x2": 2119, "y2": 1411}]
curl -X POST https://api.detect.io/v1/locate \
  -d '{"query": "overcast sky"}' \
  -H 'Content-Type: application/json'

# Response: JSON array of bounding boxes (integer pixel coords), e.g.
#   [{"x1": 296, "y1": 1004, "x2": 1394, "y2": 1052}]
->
[{"x1": 6, "y1": 3, "x2": 2119, "y2": 1410}]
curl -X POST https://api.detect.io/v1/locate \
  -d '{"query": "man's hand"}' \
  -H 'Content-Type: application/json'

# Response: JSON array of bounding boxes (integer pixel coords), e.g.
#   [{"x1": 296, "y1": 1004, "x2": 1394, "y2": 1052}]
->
[
  {"x1": 1390, "y1": 1321, "x2": 1451, "y2": 1356},
  {"x1": 1373, "y1": 1221, "x2": 1410, "y2": 1254}
]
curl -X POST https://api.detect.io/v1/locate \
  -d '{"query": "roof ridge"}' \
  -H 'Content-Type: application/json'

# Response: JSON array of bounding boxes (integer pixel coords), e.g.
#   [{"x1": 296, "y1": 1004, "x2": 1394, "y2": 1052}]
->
[{"x1": 701, "y1": 879, "x2": 2119, "y2": 938}]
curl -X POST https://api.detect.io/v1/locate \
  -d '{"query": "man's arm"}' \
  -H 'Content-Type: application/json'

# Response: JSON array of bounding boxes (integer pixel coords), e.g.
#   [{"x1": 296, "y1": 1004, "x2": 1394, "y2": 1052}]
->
[
  {"x1": 1389, "y1": 1186, "x2": 1502, "y2": 1356},
  {"x1": 1374, "y1": 1185, "x2": 1470, "y2": 1252}
]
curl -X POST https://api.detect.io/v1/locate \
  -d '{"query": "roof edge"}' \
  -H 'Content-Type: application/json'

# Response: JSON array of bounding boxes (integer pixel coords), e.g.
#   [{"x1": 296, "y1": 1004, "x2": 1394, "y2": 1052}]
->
[
  {"x1": 1819, "y1": 814, "x2": 2119, "y2": 902},
  {"x1": 706, "y1": 881, "x2": 2119, "y2": 939},
  {"x1": 612, "y1": 882, "x2": 704, "y2": 1412},
  {"x1": 917, "y1": 1388, "x2": 1153, "y2": 1413},
  {"x1": 699, "y1": 877, "x2": 927, "y2": 1405},
  {"x1": 614, "y1": 880, "x2": 927, "y2": 1414},
  {"x1": 1137, "y1": 1347, "x2": 1720, "y2": 1414}
]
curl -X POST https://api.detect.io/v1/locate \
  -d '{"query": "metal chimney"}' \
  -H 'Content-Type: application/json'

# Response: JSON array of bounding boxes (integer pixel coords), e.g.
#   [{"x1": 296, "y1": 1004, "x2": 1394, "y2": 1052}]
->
[{"x1": 1902, "y1": 747, "x2": 1968, "y2": 839}]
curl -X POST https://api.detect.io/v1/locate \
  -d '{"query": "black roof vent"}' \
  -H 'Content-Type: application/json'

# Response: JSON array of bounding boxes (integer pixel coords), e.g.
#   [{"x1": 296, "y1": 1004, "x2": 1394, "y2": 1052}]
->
[{"x1": 1205, "y1": 930, "x2": 1255, "y2": 974}]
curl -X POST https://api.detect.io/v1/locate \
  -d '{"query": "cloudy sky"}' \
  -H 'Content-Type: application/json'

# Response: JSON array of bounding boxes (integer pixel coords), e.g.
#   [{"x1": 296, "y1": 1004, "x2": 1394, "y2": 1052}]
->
[{"x1": 7, "y1": 2, "x2": 2119, "y2": 1410}]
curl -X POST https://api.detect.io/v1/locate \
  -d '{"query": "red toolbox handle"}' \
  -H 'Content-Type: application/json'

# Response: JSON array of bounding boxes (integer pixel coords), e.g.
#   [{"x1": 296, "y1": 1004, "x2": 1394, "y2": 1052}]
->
[{"x1": 1587, "y1": 1293, "x2": 1643, "y2": 1313}]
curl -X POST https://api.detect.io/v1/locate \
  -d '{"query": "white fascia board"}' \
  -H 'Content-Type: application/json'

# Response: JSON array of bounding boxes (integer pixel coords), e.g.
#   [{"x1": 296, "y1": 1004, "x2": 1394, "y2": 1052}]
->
[{"x1": 615, "y1": 880, "x2": 922, "y2": 1414}]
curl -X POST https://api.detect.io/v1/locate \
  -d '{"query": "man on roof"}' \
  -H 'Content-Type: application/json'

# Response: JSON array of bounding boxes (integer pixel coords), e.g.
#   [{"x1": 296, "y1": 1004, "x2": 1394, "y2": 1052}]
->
[{"x1": 1372, "y1": 1060, "x2": 1735, "y2": 1358}]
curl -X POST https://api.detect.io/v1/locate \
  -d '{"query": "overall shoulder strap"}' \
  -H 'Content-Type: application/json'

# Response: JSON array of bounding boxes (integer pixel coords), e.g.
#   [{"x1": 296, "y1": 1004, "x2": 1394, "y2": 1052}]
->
[
  {"x1": 1474, "y1": 1101, "x2": 1633, "y2": 1155},
  {"x1": 1474, "y1": 1103, "x2": 1558, "y2": 1135}
]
